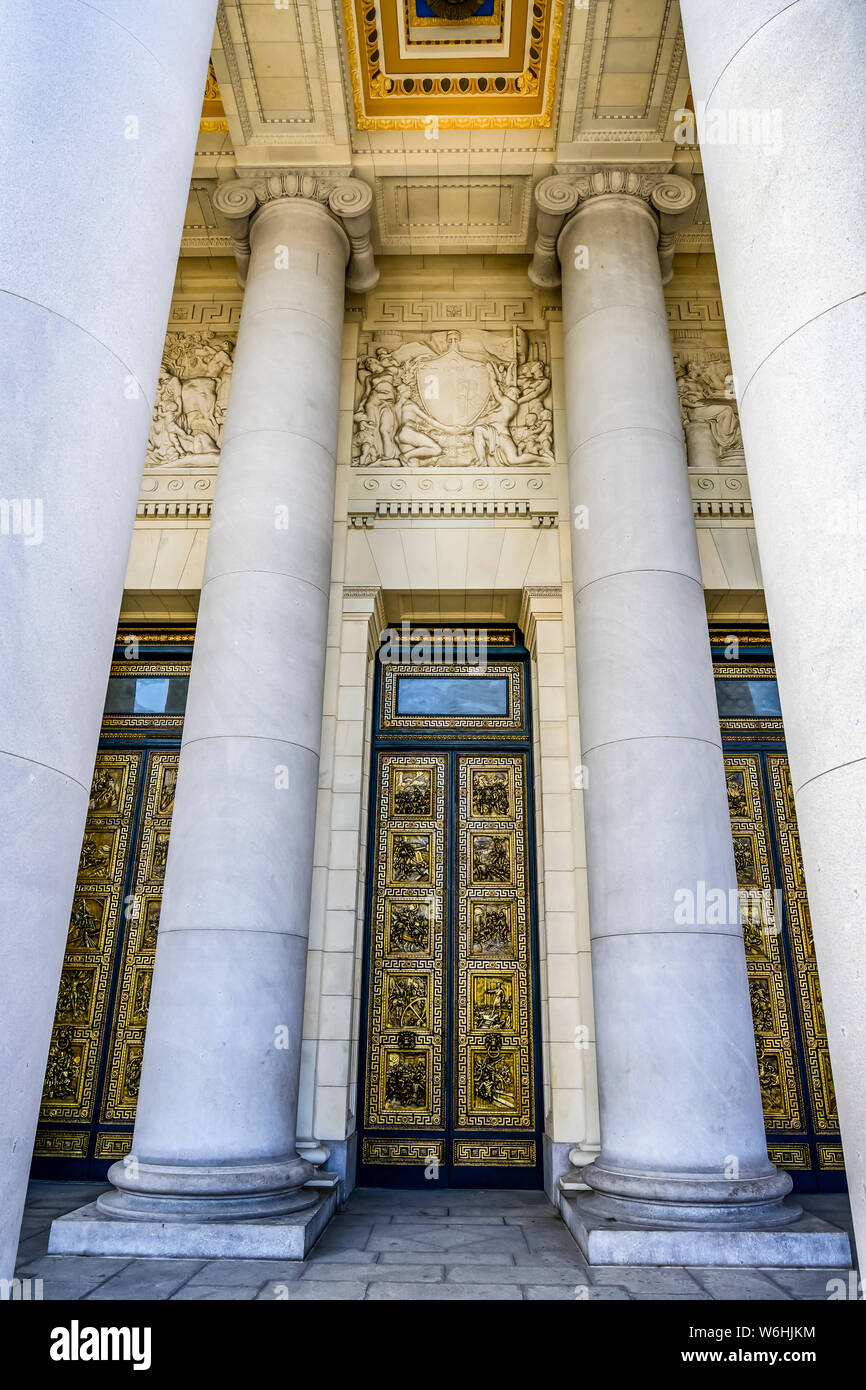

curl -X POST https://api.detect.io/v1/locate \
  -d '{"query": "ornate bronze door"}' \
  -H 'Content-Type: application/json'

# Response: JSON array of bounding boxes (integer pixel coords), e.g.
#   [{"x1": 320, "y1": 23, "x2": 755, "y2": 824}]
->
[
  {"x1": 32, "y1": 627, "x2": 190, "y2": 1178},
  {"x1": 358, "y1": 641, "x2": 543, "y2": 1187},
  {"x1": 715, "y1": 627, "x2": 844, "y2": 1190}
]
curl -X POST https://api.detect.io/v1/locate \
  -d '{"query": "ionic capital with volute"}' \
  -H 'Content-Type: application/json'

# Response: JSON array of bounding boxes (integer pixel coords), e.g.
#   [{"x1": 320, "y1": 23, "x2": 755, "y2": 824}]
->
[
  {"x1": 529, "y1": 169, "x2": 697, "y2": 288},
  {"x1": 213, "y1": 171, "x2": 378, "y2": 292}
]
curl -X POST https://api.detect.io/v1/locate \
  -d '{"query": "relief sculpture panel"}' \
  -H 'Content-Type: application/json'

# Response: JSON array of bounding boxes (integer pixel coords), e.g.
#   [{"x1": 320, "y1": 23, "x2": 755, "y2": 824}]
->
[
  {"x1": 145, "y1": 333, "x2": 234, "y2": 469},
  {"x1": 675, "y1": 352, "x2": 745, "y2": 469},
  {"x1": 352, "y1": 327, "x2": 553, "y2": 468}
]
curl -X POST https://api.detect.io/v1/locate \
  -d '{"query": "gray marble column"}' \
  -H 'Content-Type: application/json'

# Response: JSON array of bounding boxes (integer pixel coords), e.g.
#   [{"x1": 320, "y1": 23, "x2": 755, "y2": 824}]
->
[
  {"x1": 92, "y1": 192, "x2": 359, "y2": 1234},
  {"x1": 525, "y1": 174, "x2": 848, "y2": 1265},
  {"x1": 681, "y1": 0, "x2": 866, "y2": 1270},
  {"x1": 0, "y1": 0, "x2": 217, "y2": 1282}
]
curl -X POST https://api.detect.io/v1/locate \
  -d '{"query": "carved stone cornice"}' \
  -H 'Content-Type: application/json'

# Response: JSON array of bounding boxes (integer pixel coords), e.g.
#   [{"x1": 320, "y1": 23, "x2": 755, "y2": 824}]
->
[
  {"x1": 528, "y1": 169, "x2": 697, "y2": 289},
  {"x1": 212, "y1": 172, "x2": 378, "y2": 292}
]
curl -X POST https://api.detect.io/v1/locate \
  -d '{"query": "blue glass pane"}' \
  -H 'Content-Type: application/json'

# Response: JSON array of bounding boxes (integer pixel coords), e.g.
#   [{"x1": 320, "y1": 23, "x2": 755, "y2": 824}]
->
[
  {"x1": 133, "y1": 678, "x2": 170, "y2": 713},
  {"x1": 103, "y1": 676, "x2": 189, "y2": 715},
  {"x1": 715, "y1": 678, "x2": 781, "y2": 717},
  {"x1": 396, "y1": 676, "x2": 509, "y2": 717}
]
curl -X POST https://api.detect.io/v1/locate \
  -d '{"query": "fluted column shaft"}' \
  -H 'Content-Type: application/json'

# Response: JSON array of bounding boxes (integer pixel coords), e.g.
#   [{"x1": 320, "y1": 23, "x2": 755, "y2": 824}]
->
[
  {"x1": 100, "y1": 197, "x2": 350, "y2": 1221},
  {"x1": 0, "y1": 0, "x2": 217, "y2": 1280},
  {"x1": 559, "y1": 192, "x2": 791, "y2": 1227},
  {"x1": 681, "y1": 0, "x2": 866, "y2": 1264}
]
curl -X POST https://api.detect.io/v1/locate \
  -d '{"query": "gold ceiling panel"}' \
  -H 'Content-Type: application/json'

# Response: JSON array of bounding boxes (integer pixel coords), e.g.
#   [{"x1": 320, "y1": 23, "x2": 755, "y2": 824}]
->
[
  {"x1": 200, "y1": 60, "x2": 228, "y2": 133},
  {"x1": 344, "y1": 0, "x2": 563, "y2": 128}
]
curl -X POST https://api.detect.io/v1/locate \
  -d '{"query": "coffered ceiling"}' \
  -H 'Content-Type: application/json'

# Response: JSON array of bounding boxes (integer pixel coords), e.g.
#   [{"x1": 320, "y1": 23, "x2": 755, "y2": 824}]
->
[
  {"x1": 186, "y1": 0, "x2": 711, "y2": 258},
  {"x1": 342, "y1": 0, "x2": 563, "y2": 128}
]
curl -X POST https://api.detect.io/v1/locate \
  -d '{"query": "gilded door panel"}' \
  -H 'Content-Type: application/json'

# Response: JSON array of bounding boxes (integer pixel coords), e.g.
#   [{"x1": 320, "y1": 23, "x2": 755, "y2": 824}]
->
[
  {"x1": 724, "y1": 755, "x2": 804, "y2": 1132},
  {"x1": 36, "y1": 753, "x2": 143, "y2": 1144},
  {"x1": 766, "y1": 754, "x2": 838, "y2": 1134},
  {"x1": 364, "y1": 754, "x2": 447, "y2": 1130},
  {"x1": 455, "y1": 755, "x2": 534, "y2": 1132},
  {"x1": 101, "y1": 752, "x2": 178, "y2": 1124}
]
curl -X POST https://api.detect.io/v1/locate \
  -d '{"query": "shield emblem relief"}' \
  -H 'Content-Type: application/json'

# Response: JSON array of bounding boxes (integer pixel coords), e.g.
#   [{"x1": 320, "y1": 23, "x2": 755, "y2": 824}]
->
[{"x1": 416, "y1": 342, "x2": 493, "y2": 428}]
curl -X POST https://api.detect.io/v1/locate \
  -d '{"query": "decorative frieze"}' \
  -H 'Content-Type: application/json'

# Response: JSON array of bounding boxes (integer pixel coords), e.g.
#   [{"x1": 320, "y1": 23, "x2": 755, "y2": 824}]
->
[{"x1": 363, "y1": 297, "x2": 542, "y2": 329}]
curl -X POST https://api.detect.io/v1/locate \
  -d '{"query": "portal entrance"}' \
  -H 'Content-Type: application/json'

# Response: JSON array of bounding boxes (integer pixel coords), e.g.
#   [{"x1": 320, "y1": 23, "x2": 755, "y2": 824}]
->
[{"x1": 357, "y1": 628, "x2": 544, "y2": 1187}]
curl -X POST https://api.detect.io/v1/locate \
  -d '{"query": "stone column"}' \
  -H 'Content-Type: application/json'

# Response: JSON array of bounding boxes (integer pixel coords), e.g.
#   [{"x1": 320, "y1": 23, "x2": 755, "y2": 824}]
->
[
  {"x1": 680, "y1": 0, "x2": 866, "y2": 1270},
  {"x1": 54, "y1": 183, "x2": 378, "y2": 1258},
  {"x1": 0, "y1": 0, "x2": 217, "y2": 1282},
  {"x1": 528, "y1": 174, "x2": 848, "y2": 1265}
]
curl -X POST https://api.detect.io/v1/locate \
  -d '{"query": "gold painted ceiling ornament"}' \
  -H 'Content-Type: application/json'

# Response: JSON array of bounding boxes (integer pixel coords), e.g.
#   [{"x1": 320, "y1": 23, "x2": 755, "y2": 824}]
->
[
  {"x1": 200, "y1": 58, "x2": 228, "y2": 133},
  {"x1": 425, "y1": 0, "x2": 486, "y2": 19},
  {"x1": 343, "y1": 0, "x2": 562, "y2": 128}
]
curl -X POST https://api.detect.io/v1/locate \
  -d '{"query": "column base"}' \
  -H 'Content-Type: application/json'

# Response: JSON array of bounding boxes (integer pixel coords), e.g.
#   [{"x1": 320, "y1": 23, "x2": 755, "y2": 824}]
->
[
  {"x1": 95, "y1": 1153, "x2": 317, "y2": 1222},
  {"x1": 560, "y1": 1193, "x2": 852, "y2": 1267},
  {"x1": 48, "y1": 1189, "x2": 338, "y2": 1261}
]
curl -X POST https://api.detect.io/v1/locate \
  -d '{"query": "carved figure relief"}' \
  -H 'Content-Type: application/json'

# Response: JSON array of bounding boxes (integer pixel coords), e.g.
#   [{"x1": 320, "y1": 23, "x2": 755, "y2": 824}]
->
[
  {"x1": 387, "y1": 902, "x2": 433, "y2": 954},
  {"x1": 145, "y1": 334, "x2": 234, "y2": 468},
  {"x1": 383, "y1": 1050, "x2": 428, "y2": 1109},
  {"x1": 389, "y1": 832, "x2": 432, "y2": 884},
  {"x1": 470, "y1": 903, "x2": 515, "y2": 957},
  {"x1": 352, "y1": 328, "x2": 553, "y2": 468},
  {"x1": 67, "y1": 896, "x2": 103, "y2": 951},
  {"x1": 43, "y1": 1029, "x2": 82, "y2": 1102},
  {"x1": 675, "y1": 354, "x2": 745, "y2": 467},
  {"x1": 385, "y1": 974, "x2": 429, "y2": 1029},
  {"x1": 469, "y1": 832, "x2": 513, "y2": 884}
]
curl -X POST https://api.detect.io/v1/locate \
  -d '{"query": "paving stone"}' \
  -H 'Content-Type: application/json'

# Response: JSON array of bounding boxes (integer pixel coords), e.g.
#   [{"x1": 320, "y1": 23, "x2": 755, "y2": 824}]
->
[
  {"x1": 306, "y1": 1249, "x2": 380, "y2": 1264},
  {"x1": 257, "y1": 1280, "x2": 366, "y2": 1300},
  {"x1": 688, "y1": 1269, "x2": 793, "y2": 1300},
  {"x1": 367, "y1": 1222, "x2": 529, "y2": 1255},
  {"x1": 185, "y1": 1260, "x2": 304, "y2": 1286},
  {"x1": 170, "y1": 1284, "x2": 263, "y2": 1301},
  {"x1": 377, "y1": 1249, "x2": 516, "y2": 1265},
  {"x1": 761, "y1": 1268, "x2": 854, "y2": 1299},
  {"x1": 513, "y1": 1250, "x2": 588, "y2": 1268},
  {"x1": 82, "y1": 1260, "x2": 207, "y2": 1300},
  {"x1": 367, "y1": 1282, "x2": 523, "y2": 1300},
  {"x1": 14, "y1": 1184, "x2": 857, "y2": 1303},
  {"x1": 630, "y1": 1292, "x2": 714, "y2": 1300},
  {"x1": 522, "y1": 1226, "x2": 585, "y2": 1254},
  {"x1": 590, "y1": 1267, "x2": 706, "y2": 1296},
  {"x1": 346, "y1": 1192, "x2": 451, "y2": 1212},
  {"x1": 446, "y1": 1264, "x2": 597, "y2": 1285},
  {"x1": 35, "y1": 1282, "x2": 110, "y2": 1302},
  {"x1": 388, "y1": 1213, "x2": 506, "y2": 1224},
  {"x1": 16, "y1": 1254, "x2": 134, "y2": 1281},
  {"x1": 14, "y1": 1234, "x2": 52, "y2": 1266},
  {"x1": 311, "y1": 1220, "x2": 373, "y2": 1252},
  {"x1": 301, "y1": 1261, "x2": 443, "y2": 1282},
  {"x1": 525, "y1": 1284, "x2": 632, "y2": 1300}
]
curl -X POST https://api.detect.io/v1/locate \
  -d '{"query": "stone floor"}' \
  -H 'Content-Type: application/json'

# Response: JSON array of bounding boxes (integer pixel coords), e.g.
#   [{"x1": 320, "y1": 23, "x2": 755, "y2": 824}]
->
[{"x1": 13, "y1": 1182, "x2": 858, "y2": 1301}]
